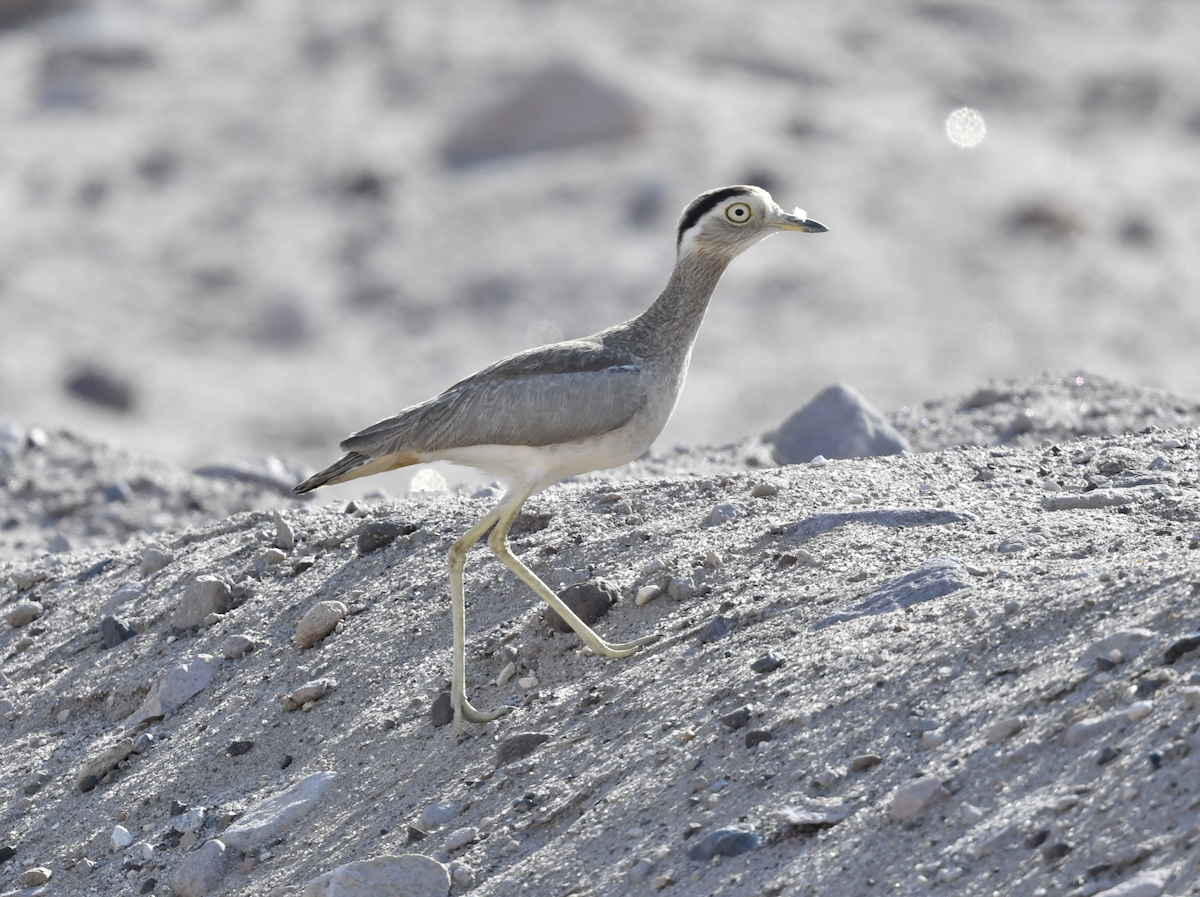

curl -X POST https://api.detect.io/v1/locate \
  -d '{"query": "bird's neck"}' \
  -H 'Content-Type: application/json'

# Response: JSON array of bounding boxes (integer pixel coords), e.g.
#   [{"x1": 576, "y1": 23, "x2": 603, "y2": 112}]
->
[{"x1": 626, "y1": 251, "x2": 733, "y2": 365}]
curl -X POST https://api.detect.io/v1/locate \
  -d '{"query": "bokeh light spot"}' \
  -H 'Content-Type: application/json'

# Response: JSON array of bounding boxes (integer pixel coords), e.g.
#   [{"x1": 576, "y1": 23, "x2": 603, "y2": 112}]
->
[{"x1": 945, "y1": 107, "x2": 986, "y2": 148}]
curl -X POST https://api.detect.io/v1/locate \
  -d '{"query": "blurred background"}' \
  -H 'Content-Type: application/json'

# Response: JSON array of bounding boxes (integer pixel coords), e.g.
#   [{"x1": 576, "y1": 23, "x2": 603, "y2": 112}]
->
[{"x1": 2, "y1": 0, "x2": 1200, "y2": 492}]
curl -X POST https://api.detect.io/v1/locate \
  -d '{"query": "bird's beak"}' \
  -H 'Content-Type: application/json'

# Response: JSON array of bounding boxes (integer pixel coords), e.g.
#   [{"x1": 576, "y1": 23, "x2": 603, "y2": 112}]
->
[{"x1": 774, "y1": 207, "x2": 829, "y2": 233}]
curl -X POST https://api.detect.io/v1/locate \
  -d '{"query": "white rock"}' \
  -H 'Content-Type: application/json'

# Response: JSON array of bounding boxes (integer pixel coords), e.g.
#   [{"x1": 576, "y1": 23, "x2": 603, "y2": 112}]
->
[
  {"x1": 221, "y1": 771, "x2": 338, "y2": 851},
  {"x1": 890, "y1": 776, "x2": 949, "y2": 821},
  {"x1": 421, "y1": 802, "x2": 462, "y2": 829},
  {"x1": 921, "y1": 731, "x2": 947, "y2": 749},
  {"x1": 176, "y1": 807, "x2": 207, "y2": 833},
  {"x1": 1064, "y1": 711, "x2": 1122, "y2": 747},
  {"x1": 20, "y1": 867, "x2": 52, "y2": 887},
  {"x1": 959, "y1": 803, "x2": 985, "y2": 825},
  {"x1": 1126, "y1": 700, "x2": 1154, "y2": 723},
  {"x1": 517, "y1": 675, "x2": 539, "y2": 690},
  {"x1": 172, "y1": 576, "x2": 232, "y2": 629},
  {"x1": 442, "y1": 826, "x2": 477, "y2": 852},
  {"x1": 303, "y1": 853, "x2": 450, "y2": 897},
  {"x1": 102, "y1": 582, "x2": 143, "y2": 613},
  {"x1": 221, "y1": 634, "x2": 257, "y2": 659},
  {"x1": 497, "y1": 662, "x2": 517, "y2": 687},
  {"x1": 75, "y1": 738, "x2": 135, "y2": 789},
  {"x1": 1091, "y1": 867, "x2": 1172, "y2": 897},
  {"x1": 294, "y1": 600, "x2": 348, "y2": 648},
  {"x1": 273, "y1": 509, "x2": 295, "y2": 550},
  {"x1": 635, "y1": 585, "x2": 663, "y2": 606},
  {"x1": 1180, "y1": 686, "x2": 1200, "y2": 711},
  {"x1": 4, "y1": 599, "x2": 44, "y2": 628},
  {"x1": 985, "y1": 715, "x2": 1026, "y2": 743},
  {"x1": 283, "y1": 678, "x2": 337, "y2": 711},
  {"x1": 171, "y1": 839, "x2": 231, "y2": 897},
  {"x1": 139, "y1": 547, "x2": 174, "y2": 578},
  {"x1": 124, "y1": 655, "x2": 219, "y2": 728},
  {"x1": 111, "y1": 824, "x2": 134, "y2": 850}
]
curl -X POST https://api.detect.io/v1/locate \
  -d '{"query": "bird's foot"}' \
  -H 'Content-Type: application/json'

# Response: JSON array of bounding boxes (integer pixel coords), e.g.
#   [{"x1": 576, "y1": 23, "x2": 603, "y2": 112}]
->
[
  {"x1": 453, "y1": 696, "x2": 514, "y2": 734},
  {"x1": 592, "y1": 631, "x2": 661, "y2": 658}
]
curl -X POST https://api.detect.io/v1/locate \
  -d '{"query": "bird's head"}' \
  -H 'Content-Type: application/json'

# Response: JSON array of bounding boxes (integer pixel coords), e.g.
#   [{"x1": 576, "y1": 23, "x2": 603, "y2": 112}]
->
[{"x1": 675, "y1": 185, "x2": 827, "y2": 261}]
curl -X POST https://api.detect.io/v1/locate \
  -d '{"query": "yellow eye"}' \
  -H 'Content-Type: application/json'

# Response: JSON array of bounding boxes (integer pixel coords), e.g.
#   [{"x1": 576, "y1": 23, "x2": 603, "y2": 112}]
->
[{"x1": 725, "y1": 202, "x2": 752, "y2": 224}]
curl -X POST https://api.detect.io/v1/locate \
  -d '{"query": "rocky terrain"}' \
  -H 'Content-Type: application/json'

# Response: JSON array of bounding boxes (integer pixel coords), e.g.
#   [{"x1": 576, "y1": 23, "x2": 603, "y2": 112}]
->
[{"x1": 2, "y1": 373, "x2": 1200, "y2": 897}]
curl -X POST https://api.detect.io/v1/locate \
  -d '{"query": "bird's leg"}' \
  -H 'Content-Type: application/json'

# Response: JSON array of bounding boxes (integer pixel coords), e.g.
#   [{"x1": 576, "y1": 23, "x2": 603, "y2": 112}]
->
[
  {"x1": 449, "y1": 499, "x2": 515, "y2": 734},
  {"x1": 487, "y1": 487, "x2": 660, "y2": 658}
]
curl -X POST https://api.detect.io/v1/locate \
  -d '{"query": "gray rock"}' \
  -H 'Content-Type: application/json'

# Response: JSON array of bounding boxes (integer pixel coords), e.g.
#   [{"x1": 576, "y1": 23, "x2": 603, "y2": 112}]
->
[
  {"x1": 687, "y1": 828, "x2": 762, "y2": 861},
  {"x1": 283, "y1": 678, "x2": 337, "y2": 711},
  {"x1": 812, "y1": 556, "x2": 971, "y2": 630},
  {"x1": 75, "y1": 738, "x2": 135, "y2": 790},
  {"x1": 100, "y1": 615, "x2": 137, "y2": 648},
  {"x1": 1064, "y1": 712, "x2": 1123, "y2": 747},
  {"x1": 1041, "y1": 490, "x2": 1136, "y2": 511},
  {"x1": 294, "y1": 600, "x2": 347, "y2": 648},
  {"x1": 302, "y1": 853, "x2": 450, "y2": 897},
  {"x1": 20, "y1": 865, "x2": 51, "y2": 886},
  {"x1": 0, "y1": 412, "x2": 22, "y2": 463},
  {"x1": 430, "y1": 692, "x2": 453, "y2": 728},
  {"x1": 496, "y1": 732, "x2": 551, "y2": 766},
  {"x1": 221, "y1": 771, "x2": 337, "y2": 851},
  {"x1": 720, "y1": 706, "x2": 751, "y2": 730},
  {"x1": 705, "y1": 502, "x2": 744, "y2": 526},
  {"x1": 421, "y1": 802, "x2": 463, "y2": 829},
  {"x1": 441, "y1": 63, "x2": 642, "y2": 167},
  {"x1": 139, "y1": 547, "x2": 174, "y2": 578},
  {"x1": 47, "y1": 532, "x2": 71, "y2": 553},
  {"x1": 358, "y1": 521, "x2": 414, "y2": 555},
  {"x1": 64, "y1": 362, "x2": 136, "y2": 412},
  {"x1": 220, "y1": 634, "x2": 257, "y2": 659},
  {"x1": 544, "y1": 579, "x2": 618, "y2": 633},
  {"x1": 889, "y1": 776, "x2": 949, "y2": 821},
  {"x1": 172, "y1": 576, "x2": 231, "y2": 630},
  {"x1": 171, "y1": 839, "x2": 230, "y2": 897},
  {"x1": 1165, "y1": 632, "x2": 1200, "y2": 664},
  {"x1": 442, "y1": 827, "x2": 477, "y2": 852},
  {"x1": 1090, "y1": 867, "x2": 1171, "y2": 897},
  {"x1": 103, "y1": 581, "x2": 143, "y2": 613},
  {"x1": 767, "y1": 383, "x2": 910, "y2": 464},
  {"x1": 700, "y1": 616, "x2": 736, "y2": 643},
  {"x1": 751, "y1": 652, "x2": 785, "y2": 674},
  {"x1": 124, "y1": 654, "x2": 219, "y2": 728},
  {"x1": 4, "y1": 599, "x2": 44, "y2": 628}
]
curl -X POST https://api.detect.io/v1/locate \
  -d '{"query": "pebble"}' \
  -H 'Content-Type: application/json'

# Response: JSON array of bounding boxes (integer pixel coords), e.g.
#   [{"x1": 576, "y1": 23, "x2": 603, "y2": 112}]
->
[
  {"x1": 76, "y1": 738, "x2": 136, "y2": 790},
  {"x1": 651, "y1": 874, "x2": 675, "y2": 891},
  {"x1": 171, "y1": 839, "x2": 231, "y2": 897},
  {"x1": 985, "y1": 715, "x2": 1026, "y2": 743},
  {"x1": 750, "y1": 483, "x2": 778, "y2": 498},
  {"x1": 1179, "y1": 686, "x2": 1200, "y2": 711},
  {"x1": 112, "y1": 824, "x2": 134, "y2": 850},
  {"x1": 517, "y1": 675, "x2": 539, "y2": 690},
  {"x1": 1003, "y1": 599, "x2": 1020, "y2": 614},
  {"x1": 221, "y1": 771, "x2": 337, "y2": 851},
  {"x1": 139, "y1": 547, "x2": 174, "y2": 578},
  {"x1": 293, "y1": 600, "x2": 348, "y2": 647},
  {"x1": 921, "y1": 731, "x2": 948, "y2": 749},
  {"x1": 720, "y1": 706, "x2": 751, "y2": 730},
  {"x1": 125, "y1": 655, "x2": 220, "y2": 728},
  {"x1": 264, "y1": 548, "x2": 287, "y2": 564},
  {"x1": 1065, "y1": 712, "x2": 1122, "y2": 747},
  {"x1": 172, "y1": 576, "x2": 232, "y2": 630},
  {"x1": 272, "y1": 510, "x2": 295, "y2": 550},
  {"x1": 430, "y1": 692, "x2": 453, "y2": 728},
  {"x1": 544, "y1": 579, "x2": 618, "y2": 632},
  {"x1": 667, "y1": 575, "x2": 696, "y2": 601},
  {"x1": 221, "y1": 634, "x2": 257, "y2": 659},
  {"x1": 20, "y1": 867, "x2": 52, "y2": 886},
  {"x1": 422, "y1": 801, "x2": 463, "y2": 829},
  {"x1": 443, "y1": 827, "x2": 477, "y2": 852},
  {"x1": 357, "y1": 521, "x2": 413, "y2": 555},
  {"x1": 635, "y1": 585, "x2": 663, "y2": 606},
  {"x1": 303, "y1": 853, "x2": 451, "y2": 896},
  {"x1": 704, "y1": 549, "x2": 723, "y2": 568},
  {"x1": 497, "y1": 661, "x2": 517, "y2": 686},
  {"x1": 699, "y1": 616, "x2": 736, "y2": 643},
  {"x1": 751, "y1": 652, "x2": 785, "y2": 674},
  {"x1": 496, "y1": 732, "x2": 550, "y2": 766},
  {"x1": 686, "y1": 828, "x2": 761, "y2": 861},
  {"x1": 100, "y1": 615, "x2": 137, "y2": 648},
  {"x1": 630, "y1": 857, "x2": 655, "y2": 883},
  {"x1": 850, "y1": 754, "x2": 882, "y2": 772},
  {"x1": 133, "y1": 732, "x2": 154, "y2": 753},
  {"x1": 960, "y1": 803, "x2": 986, "y2": 825},
  {"x1": 227, "y1": 740, "x2": 254, "y2": 756},
  {"x1": 283, "y1": 678, "x2": 336, "y2": 711},
  {"x1": 1165, "y1": 631, "x2": 1200, "y2": 664},
  {"x1": 450, "y1": 862, "x2": 475, "y2": 887},
  {"x1": 889, "y1": 776, "x2": 949, "y2": 821},
  {"x1": 1126, "y1": 700, "x2": 1153, "y2": 723},
  {"x1": 745, "y1": 729, "x2": 772, "y2": 749},
  {"x1": 4, "y1": 599, "x2": 44, "y2": 628},
  {"x1": 706, "y1": 502, "x2": 744, "y2": 526},
  {"x1": 102, "y1": 581, "x2": 143, "y2": 612}
]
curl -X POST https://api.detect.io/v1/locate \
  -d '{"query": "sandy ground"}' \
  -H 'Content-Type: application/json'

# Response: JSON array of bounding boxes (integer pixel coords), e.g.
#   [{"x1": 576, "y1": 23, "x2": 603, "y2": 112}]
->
[
  {"x1": 3, "y1": 0, "x2": 1200, "y2": 489},
  {"x1": 2, "y1": 374, "x2": 1200, "y2": 896}
]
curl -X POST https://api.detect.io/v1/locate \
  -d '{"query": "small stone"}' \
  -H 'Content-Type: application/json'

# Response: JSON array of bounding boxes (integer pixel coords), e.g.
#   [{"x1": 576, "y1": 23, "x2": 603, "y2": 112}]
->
[
  {"x1": 1165, "y1": 632, "x2": 1200, "y2": 664},
  {"x1": 0, "y1": 845, "x2": 17, "y2": 863},
  {"x1": 112, "y1": 824, "x2": 134, "y2": 850},
  {"x1": 302, "y1": 854, "x2": 451, "y2": 896},
  {"x1": 635, "y1": 584, "x2": 663, "y2": 606},
  {"x1": 985, "y1": 715, "x2": 1026, "y2": 743},
  {"x1": 851, "y1": 754, "x2": 882, "y2": 772},
  {"x1": 686, "y1": 828, "x2": 762, "y2": 861},
  {"x1": 227, "y1": 740, "x2": 254, "y2": 756},
  {"x1": 1042, "y1": 478, "x2": 1062, "y2": 492},
  {"x1": 889, "y1": 776, "x2": 949, "y2": 821},
  {"x1": 430, "y1": 692, "x2": 453, "y2": 727},
  {"x1": 751, "y1": 483, "x2": 778, "y2": 498},
  {"x1": 172, "y1": 576, "x2": 232, "y2": 630},
  {"x1": 1179, "y1": 686, "x2": 1200, "y2": 710},
  {"x1": 272, "y1": 510, "x2": 295, "y2": 550},
  {"x1": 497, "y1": 661, "x2": 517, "y2": 686},
  {"x1": 20, "y1": 867, "x2": 52, "y2": 886},
  {"x1": 745, "y1": 729, "x2": 773, "y2": 749},
  {"x1": 221, "y1": 771, "x2": 337, "y2": 851},
  {"x1": 667, "y1": 575, "x2": 696, "y2": 601},
  {"x1": 706, "y1": 502, "x2": 743, "y2": 526},
  {"x1": 751, "y1": 652, "x2": 784, "y2": 674},
  {"x1": 283, "y1": 678, "x2": 336, "y2": 711},
  {"x1": 264, "y1": 548, "x2": 286, "y2": 564},
  {"x1": 650, "y1": 874, "x2": 675, "y2": 891},
  {"x1": 544, "y1": 579, "x2": 619, "y2": 632},
  {"x1": 139, "y1": 547, "x2": 174, "y2": 578},
  {"x1": 133, "y1": 732, "x2": 154, "y2": 753},
  {"x1": 963, "y1": 606, "x2": 980, "y2": 621},
  {"x1": 517, "y1": 675, "x2": 539, "y2": 690},
  {"x1": 1055, "y1": 795, "x2": 1079, "y2": 813},
  {"x1": 1098, "y1": 745, "x2": 1123, "y2": 765},
  {"x1": 4, "y1": 599, "x2": 44, "y2": 628},
  {"x1": 496, "y1": 732, "x2": 551, "y2": 766},
  {"x1": 357, "y1": 520, "x2": 414, "y2": 555},
  {"x1": 704, "y1": 549, "x2": 723, "y2": 567},
  {"x1": 1003, "y1": 600, "x2": 1020, "y2": 614},
  {"x1": 630, "y1": 857, "x2": 655, "y2": 883},
  {"x1": 293, "y1": 600, "x2": 347, "y2": 647},
  {"x1": 1042, "y1": 841, "x2": 1072, "y2": 861},
  {"x1": 171, "y1": 839, "x2": 230, "y2": 897},
  {"x1": 220, "y1": 634, "x2": 257, "y2": 659},
  {"x1": 700, "y1": 616, "x2": 736, "y2": 643},
  {"x1": 450, "y1": 862, "x2": 475, "y2": 887},
  {"x1": 443, "y1": 826, "x2": 477, "y2": 852},
  {"x1": 65, "y1": 363, "x2": 135, "y2": 412},
  {"x1": 422, "y1": 801, "x2": 463, "y2": 829},
  {"x1": 77, "y1": 739, "x2": 136, "y2": 791},
  {"x1": 100, "y1": 615, "x2": 137, "y2": 648},
  {"x1": 720, "y1": 706, "x2": 751, "y2": 730},
  {"x1": 57, "y1": 708, "x2": 70, "y2": 724},
  {"x1": 179, "y1": 831, "x2": 198, "y2": 850},
  {"x1": 960, "y1": 803, "x2": 985, "y2": 825},
  {"x1": 921, "y1": 731, "x2": 948, "y2": 749},
  {"x1": 1065, "y1": 712, "x2": 1121, "y2": 747},
  {"x1": 1126, "y1": 700, "x2": 1153, "y2": 723}
]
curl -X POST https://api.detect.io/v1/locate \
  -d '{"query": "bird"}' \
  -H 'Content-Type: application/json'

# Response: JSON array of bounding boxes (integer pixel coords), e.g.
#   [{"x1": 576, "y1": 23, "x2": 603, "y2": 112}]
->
[{"x1": 294, "y1": 185, "x2": 827, "y2": 733}]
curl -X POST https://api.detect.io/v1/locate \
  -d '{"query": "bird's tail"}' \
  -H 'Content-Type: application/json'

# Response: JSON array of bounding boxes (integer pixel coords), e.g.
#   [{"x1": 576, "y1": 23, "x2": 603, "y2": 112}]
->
[{"x1": 292, "y1": 450, "x2": 419, "y2": 494}]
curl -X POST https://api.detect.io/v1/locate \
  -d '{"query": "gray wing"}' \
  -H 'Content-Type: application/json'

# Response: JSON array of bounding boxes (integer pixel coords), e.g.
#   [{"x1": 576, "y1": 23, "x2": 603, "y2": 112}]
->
[{"x1": 340, "y1": 339, "x2": 649, "y2": 456}]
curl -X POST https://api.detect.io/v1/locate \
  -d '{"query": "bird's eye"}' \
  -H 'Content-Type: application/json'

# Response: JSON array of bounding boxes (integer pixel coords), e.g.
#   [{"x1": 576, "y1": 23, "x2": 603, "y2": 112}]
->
[{"x1": 725, "y1": 202, "x2": 752, "y2": 224}]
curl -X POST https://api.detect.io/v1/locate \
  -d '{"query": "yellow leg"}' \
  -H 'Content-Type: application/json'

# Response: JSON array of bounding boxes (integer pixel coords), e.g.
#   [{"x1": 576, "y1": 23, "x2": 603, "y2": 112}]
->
[
  {"x1": 487, "y1": 486, "x2": 660, "y2": 658},
  {"x1": 449, "y1": 499, "x2": 514, "y2": 734}
]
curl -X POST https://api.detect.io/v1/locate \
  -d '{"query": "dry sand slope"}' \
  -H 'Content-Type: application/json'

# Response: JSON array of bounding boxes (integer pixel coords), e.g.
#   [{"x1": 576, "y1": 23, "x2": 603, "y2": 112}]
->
[{"x1": 2, "y1": 374, "x2": 1200, "y2": 897}]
